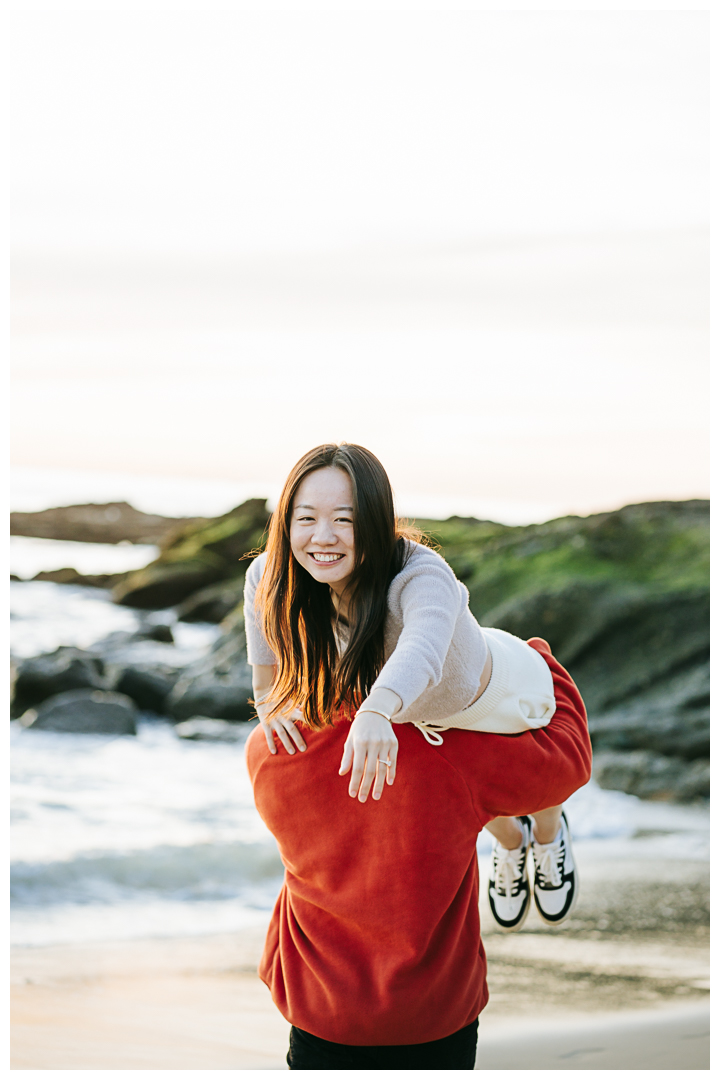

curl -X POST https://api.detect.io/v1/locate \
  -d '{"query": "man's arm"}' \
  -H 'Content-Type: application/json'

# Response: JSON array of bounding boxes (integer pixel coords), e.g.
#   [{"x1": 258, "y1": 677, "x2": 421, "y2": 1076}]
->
[{"x1": 467, "y1": 642, "x2": 592, "y2": 824}]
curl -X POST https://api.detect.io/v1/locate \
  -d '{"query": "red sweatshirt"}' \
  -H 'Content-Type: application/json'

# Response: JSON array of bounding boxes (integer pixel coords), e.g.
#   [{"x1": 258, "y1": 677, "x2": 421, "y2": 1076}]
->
[{"x1": 246, "y1": 639, "x2": 591, "y2": 1046}]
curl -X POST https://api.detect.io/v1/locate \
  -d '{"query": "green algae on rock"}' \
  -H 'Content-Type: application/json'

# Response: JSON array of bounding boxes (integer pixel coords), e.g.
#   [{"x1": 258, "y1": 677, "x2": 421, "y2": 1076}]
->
[
  {"x1": 112, "y1": 499, "x2": 269, "y2": 609},
  {"x1": 415, "y1": 499, "x2": 709, "y2": 801}
]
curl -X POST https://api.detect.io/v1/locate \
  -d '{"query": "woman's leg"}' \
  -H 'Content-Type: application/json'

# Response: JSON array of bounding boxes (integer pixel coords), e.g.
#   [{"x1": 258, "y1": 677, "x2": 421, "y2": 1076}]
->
[
  {"x1": 484, "y1": 816, "x2": 523, "y2": 848},
  {"x1": 531, "y1": 805, "x2": 563, "y2": 843},
  {"x1": 485, "y1": 805, "x2": 563, "y2": 847}
]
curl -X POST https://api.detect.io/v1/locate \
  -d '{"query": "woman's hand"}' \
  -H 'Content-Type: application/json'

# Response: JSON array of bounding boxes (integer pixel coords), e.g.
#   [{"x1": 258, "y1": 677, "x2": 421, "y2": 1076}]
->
[
  {"x1": 339, "y1": 711, "x2": 398, "y2": 802},
  {"x1": 258, "y1": 704, "x2": 307, "y2": 756}
]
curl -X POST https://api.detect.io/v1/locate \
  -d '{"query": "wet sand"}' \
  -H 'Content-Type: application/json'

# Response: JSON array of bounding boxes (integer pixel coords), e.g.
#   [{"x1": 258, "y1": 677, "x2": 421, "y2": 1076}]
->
[{"x1": 11, "y1": 844, "x2": 709, "y2": 1070}]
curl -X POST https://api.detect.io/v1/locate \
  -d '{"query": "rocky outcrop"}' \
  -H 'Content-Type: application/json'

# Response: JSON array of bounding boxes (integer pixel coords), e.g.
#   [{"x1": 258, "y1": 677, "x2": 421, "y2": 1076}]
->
[
  {"x1": 165, "y1": 615, "x2": 254, "y2": 722},
  {"x1": 29, "y1": 568, "x2": 129, "y2": 588},
  {"x1": 19, "y1": 689, "x2": 138, "y2": 734},
  {"x1": 112, "y1": 562, "x2": 224, "y2": 610},
  {"x1": 175, "y1": 578, "x2": 245, "y2": 623},
  {"x1": 112, "y1": 499, "x2": 268, "y2": 609},
  {"x1": 481, "y1": 585, "x2": 709, "y2": 763},
  {"x1": 107, "y1": 623, "x2": 174, "y2": 645},
  {"x1": 418, "y1": 499, "x2": 709, "y2": 802},
  {"x1": 586, "y1": 660, "x2": 709, "y2": 760},
  {"x1": 11, "y1": 646, "x2": 107, "y2": 718},
  {"x1": 592, "y1": 751, "x2": 710, "y2": 802},
  {"x1": 11, "y1": 634, "x2": 182, "y2": 718},
  {"x1": 165, "y1": 643, "x2": 254, "y2": 721},
  {"x1": 111, "y1": 664, "x2": 180, "y2": 713},
  {"x1": 11, "y1": 502, "x2": 198, "y2": 545}
]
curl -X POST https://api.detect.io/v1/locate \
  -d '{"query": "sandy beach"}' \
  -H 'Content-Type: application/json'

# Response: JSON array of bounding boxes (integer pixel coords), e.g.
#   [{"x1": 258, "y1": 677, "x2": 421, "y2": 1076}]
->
[{"x1": 11, "y1": 839, "x2": 709, "y2": 1070}]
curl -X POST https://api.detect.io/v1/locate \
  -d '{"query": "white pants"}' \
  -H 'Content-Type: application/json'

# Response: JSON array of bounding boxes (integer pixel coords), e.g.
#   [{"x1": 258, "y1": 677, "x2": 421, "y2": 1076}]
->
[{"x1": 415, "y1": 627, "x2": 556, "y2": 740}]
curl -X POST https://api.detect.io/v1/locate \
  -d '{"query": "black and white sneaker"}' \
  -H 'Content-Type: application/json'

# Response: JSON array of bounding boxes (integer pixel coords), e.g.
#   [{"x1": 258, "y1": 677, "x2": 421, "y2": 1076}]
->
[
  {"x1": 487, "y1": 816, "x2": 533, "y2": 932},
  {"x1": 531, "y1": 811, "x2": 578, "y2": 926}
]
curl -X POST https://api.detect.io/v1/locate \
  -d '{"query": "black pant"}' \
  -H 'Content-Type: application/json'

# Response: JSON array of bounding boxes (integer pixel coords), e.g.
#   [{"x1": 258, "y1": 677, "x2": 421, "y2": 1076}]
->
[{"x1": 287, "y1": 1018, "x2": 479, "y2": 1070}]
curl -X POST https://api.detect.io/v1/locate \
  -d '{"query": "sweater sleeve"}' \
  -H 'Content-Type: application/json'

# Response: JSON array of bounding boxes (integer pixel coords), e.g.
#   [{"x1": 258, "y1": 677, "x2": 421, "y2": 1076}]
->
[
  {"x1": 371, "y1": 556, "x2": 465, "y2": 715},
  {"x1": 243, "y1": 554, "x2": 278, "y2": 667}
]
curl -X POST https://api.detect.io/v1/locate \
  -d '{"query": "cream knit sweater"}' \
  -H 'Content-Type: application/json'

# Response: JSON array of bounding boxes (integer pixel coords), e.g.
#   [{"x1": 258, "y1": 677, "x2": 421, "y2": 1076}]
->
[{"x1": 244, "y1": 540, "x2": 493, "y2": 727}]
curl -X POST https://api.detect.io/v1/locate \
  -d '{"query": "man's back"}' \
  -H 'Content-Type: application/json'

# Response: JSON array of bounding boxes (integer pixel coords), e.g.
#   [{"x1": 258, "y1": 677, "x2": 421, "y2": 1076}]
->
[{"x1": 246, "y1": 641, "x2": 591, "y2": 1046}]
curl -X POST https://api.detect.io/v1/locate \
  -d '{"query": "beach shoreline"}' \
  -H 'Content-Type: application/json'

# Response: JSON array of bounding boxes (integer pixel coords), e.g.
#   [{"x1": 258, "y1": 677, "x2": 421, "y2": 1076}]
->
[
  {"x1": 11, "y1": 844, "x2": 709, "y2": 1070},
  {"x1": 11, "y1": 928, "x2": 709, "y2": 1071}
]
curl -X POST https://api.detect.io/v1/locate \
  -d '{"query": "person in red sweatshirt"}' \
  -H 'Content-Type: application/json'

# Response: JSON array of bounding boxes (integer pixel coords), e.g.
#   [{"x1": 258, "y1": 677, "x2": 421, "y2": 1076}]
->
[{"x1": 246, "y1": 642, "x2": 591, "y2": 1069}]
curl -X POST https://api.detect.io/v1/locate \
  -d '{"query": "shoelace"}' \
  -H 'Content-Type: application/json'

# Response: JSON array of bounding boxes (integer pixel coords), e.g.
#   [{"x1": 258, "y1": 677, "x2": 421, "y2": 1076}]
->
[
  {"x1": 534, "y1": 840, "x2": 565, "y2": 887},
  {"x1": 493, "y1": 847, "x2": 525, "y2": 897}
]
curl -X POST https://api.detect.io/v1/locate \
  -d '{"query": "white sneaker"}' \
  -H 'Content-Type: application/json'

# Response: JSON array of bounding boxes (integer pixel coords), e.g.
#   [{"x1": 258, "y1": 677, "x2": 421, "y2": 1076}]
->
[
  {"x1": 487, "y1": 816, "x2": 532, "y2": 932},
  {"x1": 531, "y1": 811, "x2": 578, "y2": 926}
]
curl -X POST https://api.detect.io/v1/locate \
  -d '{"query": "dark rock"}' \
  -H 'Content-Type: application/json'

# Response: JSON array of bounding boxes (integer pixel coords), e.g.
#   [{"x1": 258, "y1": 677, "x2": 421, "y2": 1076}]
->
[
  {"x1": 137, "y1": 623, "x2": 174, "y2": 643},
  {"x1": 10, "y1": 657, "x2": 19, "y2": 702},
  {"x1": 483, "y1": 585, "x2": 710, "y2": 784},
  {"x1": 481, "y1": 580, "x2": 633, "y2": 669},
  {"x1": 11, "y1": 631, "x2": 182, "y2": 717},
  {"x1": 111, "y1": 664, "x2": 179, "y2": 713},
  {"x1": 481, "y1": 586, "x2": 708, "y2": 706},
  {"x1": 12, "y1": 647, "x2": 106, "y2": 718},
  {"x1": 588, "y1": 661, "x2": 709, "y2": 760},
  {"x1": 563, "y1": 589, "x2": 709, "y2": 716},
  {"x1": 10, "y1": 574, "x2": 22, "y2": 582},
  {"x1": 174, "y1": 717, "x2": 252, "y2": 742},
  {"x1": 113, "y1": 498, "x2": 269, "y2": 610},
  {"x1": 89, "y1": 624, "x2": 175, "y2": 653},
  {"x1": 19, "y1": 689, "x2": 138, "y2": 734},
  {"x1": 593, "y1": 750, "x2": 709, "y2": 802},
  {"x1": 166, "y1": 678, "x2": 255, "y2": 723},
  {"x1": 10, "y1": 502, "x2": 199, "y2": 545},
  {"x1": 30, "y1": 568, "x2": 128, "y2": 588},
  {"x1": 176, "y1": 579, "x2": 245, "y2": 623},
  {"x1": 165, "y1": 615, "x2": 254, "y2": 722},
  {"x1": 112, "y1": 562, "x2": 225, "y2": 609}
]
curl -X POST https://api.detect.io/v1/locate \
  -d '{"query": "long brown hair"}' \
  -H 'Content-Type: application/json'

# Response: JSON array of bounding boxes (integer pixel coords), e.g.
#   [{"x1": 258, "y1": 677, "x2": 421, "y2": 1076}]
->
[{"x1": 256, "y1": 443, "x2": 425, "y2": 729}]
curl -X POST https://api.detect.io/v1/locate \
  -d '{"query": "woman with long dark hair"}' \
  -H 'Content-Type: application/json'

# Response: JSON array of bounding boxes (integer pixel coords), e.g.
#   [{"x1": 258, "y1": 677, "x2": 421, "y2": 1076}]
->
[{"x1": 244, "y1": 443, "x2": 585, "y2": 1065}]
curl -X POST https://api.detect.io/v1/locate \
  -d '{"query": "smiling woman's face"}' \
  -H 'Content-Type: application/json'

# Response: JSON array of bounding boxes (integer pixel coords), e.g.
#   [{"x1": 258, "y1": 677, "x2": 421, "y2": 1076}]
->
[{"x1": 290, "y1": 467, "x2": 355, "y2": 595}]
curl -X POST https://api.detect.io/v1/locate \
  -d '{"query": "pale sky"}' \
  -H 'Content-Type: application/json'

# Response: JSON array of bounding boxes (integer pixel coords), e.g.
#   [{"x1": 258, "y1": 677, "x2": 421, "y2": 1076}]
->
[
  {"x1": 10, "y1": 8, "x2": 709, "y2": 522},
  {"x1": 11, "y1": 10, "x2": 708, "y2": 254}
]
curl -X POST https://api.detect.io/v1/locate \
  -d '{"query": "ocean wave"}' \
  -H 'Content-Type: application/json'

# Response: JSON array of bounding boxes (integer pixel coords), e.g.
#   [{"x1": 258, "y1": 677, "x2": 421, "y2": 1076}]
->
[{"x1": 11, "y1": 840, "x2": 284, "y2": 907}]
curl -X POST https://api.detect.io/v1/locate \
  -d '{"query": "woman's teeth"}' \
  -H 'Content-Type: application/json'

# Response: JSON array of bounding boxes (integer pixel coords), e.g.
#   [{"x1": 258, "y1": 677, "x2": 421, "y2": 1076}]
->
[{"x1": 312, "y1": 553, "x2": 343, "y2": 563}]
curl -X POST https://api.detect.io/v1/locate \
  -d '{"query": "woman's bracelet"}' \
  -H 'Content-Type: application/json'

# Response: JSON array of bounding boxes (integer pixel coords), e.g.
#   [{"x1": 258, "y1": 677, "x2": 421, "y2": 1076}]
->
[{"x1": 355, "y1": 707, "x2": 394, "y2": 723}]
